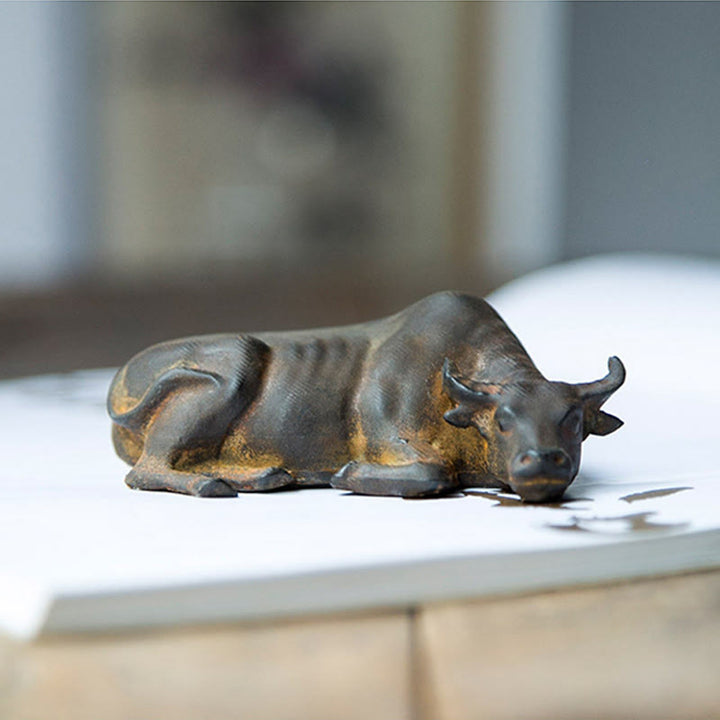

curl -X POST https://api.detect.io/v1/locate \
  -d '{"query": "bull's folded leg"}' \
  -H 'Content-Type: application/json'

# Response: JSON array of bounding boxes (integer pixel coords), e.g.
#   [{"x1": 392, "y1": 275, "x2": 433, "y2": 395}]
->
[
  {"x1": 117, "y1": 337, "x2": 273, "y2": 498},
  {"x1": 126, "y1": 367, "x2": 253, "y2": 498},
  {"x1": 331, "y1": 461, "x2": 456, "y2": 498},
  {"x1": 126, "y1": 466, "x2": 237, "y2": 498},
  {"x1": 126, "y1": 464, "x2": 295, "y2": 497},
  {"x1": 213, "y1": 466, "x2": 295, "y2": 493}
]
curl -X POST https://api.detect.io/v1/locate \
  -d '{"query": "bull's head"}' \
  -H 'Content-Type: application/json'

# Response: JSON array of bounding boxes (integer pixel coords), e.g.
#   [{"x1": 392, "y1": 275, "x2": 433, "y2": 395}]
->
[{"x1": 442, "y1": 357, "x2": 626, "y2": 502}]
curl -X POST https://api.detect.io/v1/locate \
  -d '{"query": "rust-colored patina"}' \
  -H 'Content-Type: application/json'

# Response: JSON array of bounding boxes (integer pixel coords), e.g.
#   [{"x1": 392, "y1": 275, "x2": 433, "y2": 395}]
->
[{"x1": 108, "y1": 292, "x2": 625, "y2": 503}]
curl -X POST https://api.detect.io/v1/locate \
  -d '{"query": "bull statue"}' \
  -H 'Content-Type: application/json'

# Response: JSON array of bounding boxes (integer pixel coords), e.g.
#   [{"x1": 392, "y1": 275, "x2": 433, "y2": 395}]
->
[{"x1": 108, "y1": 291, "x2": 625, "y2": 503}]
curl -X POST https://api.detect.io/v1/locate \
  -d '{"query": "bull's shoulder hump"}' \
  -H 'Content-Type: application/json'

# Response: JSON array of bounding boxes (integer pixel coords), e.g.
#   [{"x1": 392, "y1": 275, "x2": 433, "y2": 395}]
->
[
  {"x1": 412, "y1": 291, "x2": 494, "y2": 314},
  {"x1": 401, "y1": 291, "x2": 505, "y2": 328}
]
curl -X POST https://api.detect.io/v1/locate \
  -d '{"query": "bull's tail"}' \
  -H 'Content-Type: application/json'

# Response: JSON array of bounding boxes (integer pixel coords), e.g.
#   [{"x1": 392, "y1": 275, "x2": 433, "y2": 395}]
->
[{"x1": 107, "y1": 366, "x2": 222, "y2": 431}]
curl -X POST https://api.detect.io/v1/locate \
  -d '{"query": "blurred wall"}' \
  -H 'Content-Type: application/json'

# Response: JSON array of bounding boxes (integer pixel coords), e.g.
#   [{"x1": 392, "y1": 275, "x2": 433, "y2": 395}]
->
[
  {"x1": 0, "y1": 2, "x2": 475, "y2": 377},
  {"x1": 478, "y1": 1, "x2": 568, "y2": 283},
  {"x1": 96, "y1": 2, "x2": 460, "y2": 286},
  {"x1": 566, "y1": 2, "x2": 720, "y2": 259},
  {"x1": 0, "y1": 3, "x2": 93, "y2": 288},
  {"x1": 0, "y1": 1, "x2": 573, "y2": 298},
  {"x1": 3, "y1": 1, "x2": 720, "y2": 379}
]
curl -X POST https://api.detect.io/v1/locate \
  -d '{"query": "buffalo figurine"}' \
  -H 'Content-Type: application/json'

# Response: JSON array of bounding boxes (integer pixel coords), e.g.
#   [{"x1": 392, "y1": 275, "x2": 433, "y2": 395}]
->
[{"x1": 108, "y1": 291, "x2": 625, "y2": 503}]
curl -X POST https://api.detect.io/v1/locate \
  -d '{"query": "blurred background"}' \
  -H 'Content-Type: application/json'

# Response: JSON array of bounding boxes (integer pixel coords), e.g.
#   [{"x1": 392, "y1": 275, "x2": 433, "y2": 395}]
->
[{"x1": 1, "y1": 1, "x2": 719, "y2": 379}]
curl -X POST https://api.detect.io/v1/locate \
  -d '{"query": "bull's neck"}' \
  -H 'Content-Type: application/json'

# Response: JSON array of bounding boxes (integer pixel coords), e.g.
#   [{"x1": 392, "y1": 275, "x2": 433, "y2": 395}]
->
[
  {"x1": 475, "y1": 353, "x2": 541, "y2": 386},
  {"x1": 461, "y1": 326, "x2": 544, "y2": 386}
]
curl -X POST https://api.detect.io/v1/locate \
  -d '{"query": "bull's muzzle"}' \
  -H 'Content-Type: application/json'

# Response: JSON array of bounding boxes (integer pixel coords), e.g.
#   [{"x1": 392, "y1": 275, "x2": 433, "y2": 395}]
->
[{"x1": 510, "y1": 448, "x2": 573, "y2": 503}]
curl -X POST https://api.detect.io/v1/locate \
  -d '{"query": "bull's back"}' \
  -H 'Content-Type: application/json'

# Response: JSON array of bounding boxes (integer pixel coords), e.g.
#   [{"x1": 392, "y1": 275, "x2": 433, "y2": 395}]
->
[{"x1": 220, "y1": 328, "x2": 377, "y2": 472}]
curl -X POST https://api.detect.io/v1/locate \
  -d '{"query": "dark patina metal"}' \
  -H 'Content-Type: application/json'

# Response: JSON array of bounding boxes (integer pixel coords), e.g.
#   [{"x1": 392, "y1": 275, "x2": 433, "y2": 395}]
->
[{"x1": 108, "y1": 291, "x2": 625, "y2": 503}]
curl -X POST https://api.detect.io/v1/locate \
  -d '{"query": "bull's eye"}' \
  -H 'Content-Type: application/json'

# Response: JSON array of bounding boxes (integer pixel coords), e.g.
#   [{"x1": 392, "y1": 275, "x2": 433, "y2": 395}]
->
[
  {"x1": 563, "y1": 410, "x2": 583, "y2": 435},
  {"x1": 495, "y1": 408, "x2": 515, "y2": 434}
]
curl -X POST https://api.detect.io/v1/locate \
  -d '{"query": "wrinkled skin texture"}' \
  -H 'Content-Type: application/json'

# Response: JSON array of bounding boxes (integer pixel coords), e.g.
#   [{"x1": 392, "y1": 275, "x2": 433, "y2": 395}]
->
[{"x1": 108, "y1": 292, "x2": 625, "y2": 503}]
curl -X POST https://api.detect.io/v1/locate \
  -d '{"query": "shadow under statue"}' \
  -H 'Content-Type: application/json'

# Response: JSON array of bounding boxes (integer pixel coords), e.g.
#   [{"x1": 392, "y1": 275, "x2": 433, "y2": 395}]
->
[{"x1": 108, "y1": 291, "x2": 625, "y2": 503}]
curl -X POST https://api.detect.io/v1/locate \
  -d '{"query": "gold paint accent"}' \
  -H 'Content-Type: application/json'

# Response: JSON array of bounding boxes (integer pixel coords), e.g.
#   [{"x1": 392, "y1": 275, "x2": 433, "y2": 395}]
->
[{"x1": 514, "y1": 477, "x2": 568, "y2": 486}]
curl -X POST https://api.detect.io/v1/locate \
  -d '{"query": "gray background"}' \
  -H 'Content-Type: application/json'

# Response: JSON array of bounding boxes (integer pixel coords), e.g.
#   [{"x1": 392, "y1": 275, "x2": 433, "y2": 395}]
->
[{"x1": 566, "y1": 2, "x2": 720, "y2": 259}]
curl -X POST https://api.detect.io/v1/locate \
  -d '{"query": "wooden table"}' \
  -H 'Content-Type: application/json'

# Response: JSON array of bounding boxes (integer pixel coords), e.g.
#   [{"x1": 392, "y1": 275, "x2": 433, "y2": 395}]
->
[{"x1": 2, "y1": 569, "x2": 719, "y2": 720}]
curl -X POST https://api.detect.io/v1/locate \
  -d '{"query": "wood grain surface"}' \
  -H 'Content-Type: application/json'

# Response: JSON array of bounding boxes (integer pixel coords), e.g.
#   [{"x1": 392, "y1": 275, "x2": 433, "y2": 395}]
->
[
  {"x1": 2, "y1": 570, "x2": 719, "y2": 719},
  {"x1": 1, "y1": 613, "x2": 411, "y2": 720},
  {"x1": 417, "y1": 570, "x2": 720, "y2": 720}
]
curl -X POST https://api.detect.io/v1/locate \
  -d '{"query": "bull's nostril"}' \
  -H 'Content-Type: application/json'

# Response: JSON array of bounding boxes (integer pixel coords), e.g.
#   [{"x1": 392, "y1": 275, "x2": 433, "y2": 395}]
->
[
  {"x1": 519, "y1": 453, "x2": 533, "y2": 466},
  {"x1": 552, "y1": 452, "x2": 568, "y2": 467}
]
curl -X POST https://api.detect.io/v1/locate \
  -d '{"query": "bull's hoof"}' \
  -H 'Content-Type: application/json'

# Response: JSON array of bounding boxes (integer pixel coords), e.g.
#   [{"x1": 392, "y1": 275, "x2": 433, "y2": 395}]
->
[
  {"x1": 221, "y1": 467, "x2": 295, "y2": 492},
  {"x1": 331, "y1": 461, "x2": 453, "y2": 498},
  {"x1": 125, "y1": 469, "x2": 144, "y2": 491},
  {"x1": 124, "y1": 468, "x2": 239, "y2": 498},
  {"x1": 195, "y1": 478, "x2": 238, "y2": 498}
]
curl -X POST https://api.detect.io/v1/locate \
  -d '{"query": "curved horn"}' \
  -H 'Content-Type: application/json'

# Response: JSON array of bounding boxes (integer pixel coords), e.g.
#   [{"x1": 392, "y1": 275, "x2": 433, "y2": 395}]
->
[
  {"x1": 575, "y1": 356, "x2": 626, "y2": 403},
  {"x1": 442, "y1": 359, "x2": 500, "y2": 403},
  {"x1": 442, "y1": 358, "x2": 480, "y2": 404}
]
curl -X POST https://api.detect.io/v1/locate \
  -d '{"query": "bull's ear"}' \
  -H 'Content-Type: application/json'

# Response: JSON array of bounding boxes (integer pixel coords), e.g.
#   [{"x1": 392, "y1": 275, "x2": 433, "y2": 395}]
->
[
  {"x1": 584, "y1": 410, "x2": 624, "y2": 437},
  {"x1": 443, "y1": 406, "x2": 476, "y2": 428}
]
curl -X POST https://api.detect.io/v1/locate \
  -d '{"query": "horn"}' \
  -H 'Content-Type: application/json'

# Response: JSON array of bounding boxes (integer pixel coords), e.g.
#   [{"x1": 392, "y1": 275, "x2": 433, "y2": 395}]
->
[
  {"x1": 442, "y1": 358, "x2": 479, "y2": 405},
  {"x1": 442, "y1": 359, "x2": 499, "y2": 404},
  {"x1": 575, "y1": 356, "x2": 626, "y2": 404}
]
